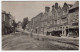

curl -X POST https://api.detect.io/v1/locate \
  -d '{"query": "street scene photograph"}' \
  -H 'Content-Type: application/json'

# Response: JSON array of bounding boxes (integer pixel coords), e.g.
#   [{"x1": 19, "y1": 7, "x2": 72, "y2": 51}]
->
[{"x1": 2, "y1": 1, "x2": 79, "y2": 50}]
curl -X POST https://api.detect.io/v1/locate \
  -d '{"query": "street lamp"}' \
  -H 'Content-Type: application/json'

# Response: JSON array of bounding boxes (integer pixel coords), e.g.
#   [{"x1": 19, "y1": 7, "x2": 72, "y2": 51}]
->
[{"x1": 36, "y1": 27, "x2": 39, "y2": 40}]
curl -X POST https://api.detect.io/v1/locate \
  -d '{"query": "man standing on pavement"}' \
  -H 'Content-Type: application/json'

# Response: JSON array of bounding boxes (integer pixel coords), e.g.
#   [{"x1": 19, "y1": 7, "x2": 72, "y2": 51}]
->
[{"x1": 30, "y1": 29, "x2": 33, "y2": 38}]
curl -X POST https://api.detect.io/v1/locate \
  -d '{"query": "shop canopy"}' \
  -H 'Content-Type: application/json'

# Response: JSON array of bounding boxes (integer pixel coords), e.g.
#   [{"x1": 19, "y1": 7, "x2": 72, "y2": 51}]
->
[
  {"x1": 69, "y1": 26, "x2": 79, "y2": 29},
  {"x1": 47, "y1": 28, "x2": 62, "y2": 32}
]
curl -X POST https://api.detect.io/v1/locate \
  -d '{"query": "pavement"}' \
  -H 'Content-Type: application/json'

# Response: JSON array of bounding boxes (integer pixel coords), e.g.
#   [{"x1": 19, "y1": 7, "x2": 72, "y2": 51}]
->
[{"x1": 2, "y1": 31, "x2": 79, "y2": 50}]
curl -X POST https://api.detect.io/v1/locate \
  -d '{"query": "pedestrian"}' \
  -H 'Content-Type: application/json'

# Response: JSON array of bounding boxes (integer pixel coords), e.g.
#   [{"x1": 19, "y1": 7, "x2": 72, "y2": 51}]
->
[{"x1": 31, "y1": 29, "x2": 33, "y2": 38}]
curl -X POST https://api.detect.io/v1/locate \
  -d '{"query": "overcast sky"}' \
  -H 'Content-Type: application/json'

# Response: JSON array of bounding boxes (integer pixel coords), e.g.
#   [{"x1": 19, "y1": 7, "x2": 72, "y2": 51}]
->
[{"x1": 2, "y1": 1, "x2": 75, "y2": 22}]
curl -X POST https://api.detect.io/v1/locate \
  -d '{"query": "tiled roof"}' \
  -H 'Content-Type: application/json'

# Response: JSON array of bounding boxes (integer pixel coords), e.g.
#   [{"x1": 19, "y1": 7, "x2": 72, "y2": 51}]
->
[{"x1": 69, "y1": 1, "x2": 79, "y2": 10}]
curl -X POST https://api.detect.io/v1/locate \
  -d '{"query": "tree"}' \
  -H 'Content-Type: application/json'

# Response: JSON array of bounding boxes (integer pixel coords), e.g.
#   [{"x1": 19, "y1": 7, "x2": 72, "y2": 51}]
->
[
  {"x1": 22, "y1": 17, "x2": 29, "y2": 30},
  {"x1": 17, "y1": 21, "x2": 22, "y2": 28}
]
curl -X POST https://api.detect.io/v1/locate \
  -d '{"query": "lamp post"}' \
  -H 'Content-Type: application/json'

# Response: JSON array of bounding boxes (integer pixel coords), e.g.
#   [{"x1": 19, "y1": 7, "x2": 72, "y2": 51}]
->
[{"x1": 36, "y1": 27, "x2": 39, "y2": 40}]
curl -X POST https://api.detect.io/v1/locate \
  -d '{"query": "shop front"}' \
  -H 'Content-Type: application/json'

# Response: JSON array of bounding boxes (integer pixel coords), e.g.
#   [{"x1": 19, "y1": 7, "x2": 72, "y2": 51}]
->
[
  {"x1": 68, "y1": 26, "x2": 79, "y2": 37},
  {"x1": 51, "y1": 30, "x2": 62, "y2": 37}
]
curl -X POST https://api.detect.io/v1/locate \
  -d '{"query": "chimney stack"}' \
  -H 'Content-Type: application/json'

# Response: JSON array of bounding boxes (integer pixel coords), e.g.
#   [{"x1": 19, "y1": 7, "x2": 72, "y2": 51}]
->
[
  {"x1": 45, "y1": 7, "x2": 50, "y2": 13},
  {"x1": 55, "y1": 2, "x2": 58, "y2": 10},
  {"x1": 52, "y1": 5, "x2": 55, "y2": 11},
  {"x1": 2, "y1": 11, "x2": 6, "y2": 14}
]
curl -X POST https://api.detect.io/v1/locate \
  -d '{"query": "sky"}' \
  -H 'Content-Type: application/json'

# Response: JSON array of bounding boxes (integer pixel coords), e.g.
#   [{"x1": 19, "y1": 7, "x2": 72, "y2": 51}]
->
[{"x1": 2, "y1": 1, "x2": 76, "y2": 23}]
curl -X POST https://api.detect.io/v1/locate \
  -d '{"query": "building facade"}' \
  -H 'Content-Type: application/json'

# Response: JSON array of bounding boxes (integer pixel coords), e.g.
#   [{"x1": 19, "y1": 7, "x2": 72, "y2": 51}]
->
[
  {"x1": 26, "y1": 1, "x2": 79, "y2": 37},
  {"x1": 68, "y1": 1, "x2": 79, "y2": 37},
  {"x1": 2, "y1": 11, "x2": 15, "y2": 35}
]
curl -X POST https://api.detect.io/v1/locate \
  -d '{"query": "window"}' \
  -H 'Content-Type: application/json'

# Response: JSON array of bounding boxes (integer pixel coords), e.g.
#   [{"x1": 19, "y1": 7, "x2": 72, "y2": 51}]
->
[
  {"x1": 72, "y1": 22, "x2": 78, "y2": 26},
  {"x1": 54, "y1": 20, "x2": 57, "y2": 25},
  {"x1": 63, "y1": 31, "x2": 64, "y2": 34},
  {"x1": 57, "y1": 19, "x2": 60, "y2": 24},
  {"x1": 60, "y1": 27, "x2": 62, "y2": 30}
]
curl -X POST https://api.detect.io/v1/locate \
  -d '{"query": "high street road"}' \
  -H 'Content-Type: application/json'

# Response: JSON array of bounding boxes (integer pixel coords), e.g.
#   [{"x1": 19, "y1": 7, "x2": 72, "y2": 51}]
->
[{"x1": 2, "y1": 31, "x2": 79, "y2": 50}]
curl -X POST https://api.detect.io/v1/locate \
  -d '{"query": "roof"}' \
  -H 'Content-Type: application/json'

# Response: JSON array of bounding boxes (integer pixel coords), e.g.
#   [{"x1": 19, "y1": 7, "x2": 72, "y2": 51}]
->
[
  {"x1": 32, "y1": 12, "x2": 43, "y2": 20},
  {"x1": 68, "y1": 4, "x2": 73, "y2": 8},
  {"x1": 69, "y1": 1, "x2": 79, "y2": 10},
  {"x1": 2, "y1": 11, "x2": 15, "y2": 20}
]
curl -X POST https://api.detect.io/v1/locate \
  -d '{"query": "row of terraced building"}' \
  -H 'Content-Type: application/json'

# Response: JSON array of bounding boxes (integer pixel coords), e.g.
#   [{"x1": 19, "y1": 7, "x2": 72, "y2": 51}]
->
[
  {"x1": 2, "y1": 11, "x2": 15, "y2": 35},
  {"x1": 26, "y1": 1, "x2": 79, "y2": 37}
]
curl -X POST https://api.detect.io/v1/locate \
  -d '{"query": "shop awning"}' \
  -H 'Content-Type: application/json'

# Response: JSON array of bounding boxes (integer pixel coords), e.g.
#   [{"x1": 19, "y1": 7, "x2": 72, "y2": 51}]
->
[
  {"x1": 47, "y1": 28, "x2": 62, "y2": 32},
  {"x1": 69, "y1": 26, "x2": 79, "y2": 29},
  {"x1": 47, "y1": 28, "x2": 53, "y2": 32},
  {"x1": 53, "y1": 30, "x2": 62, "y2": 32}
]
